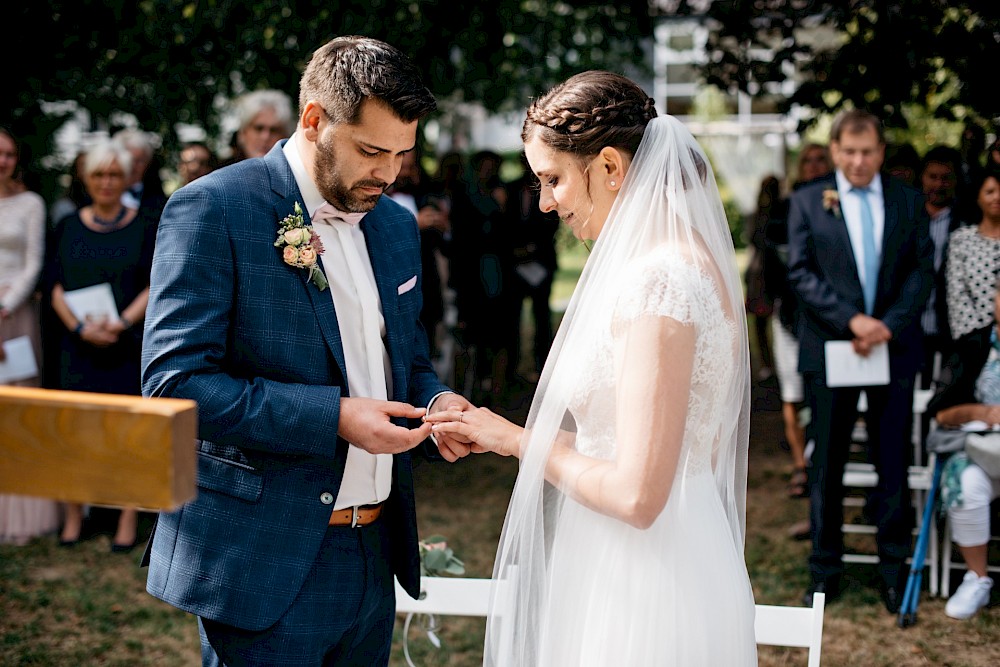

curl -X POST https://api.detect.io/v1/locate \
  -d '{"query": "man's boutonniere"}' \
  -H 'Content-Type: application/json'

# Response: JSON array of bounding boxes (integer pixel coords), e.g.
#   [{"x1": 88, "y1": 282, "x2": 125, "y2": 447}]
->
[
  {"x1": 822, "y1": 189, "x2": 842, "y2": 219},
  {"x1": 275, "y1": 202, "x2": 328, "y2": 291}
]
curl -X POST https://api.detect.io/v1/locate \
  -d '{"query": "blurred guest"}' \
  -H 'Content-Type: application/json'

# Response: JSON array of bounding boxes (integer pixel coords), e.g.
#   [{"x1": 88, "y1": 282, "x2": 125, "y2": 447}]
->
[
  {"x1": 946, "y1": 169, "x2": 1000, "y2": 347},
  {"x1": 507, "y1": 152, "x2": 559, "y2": 382},
  {"x1": 454, "y1": 150, "x2": 517, "y2": 402},
  {"x1": 788, "y1": 109, "x2": 934, "y2": 613},
  {"x1": 927, "y1": 281, "x2": 999, "y2": 620},
  {"x1": 176, "y1": 142, "x2": 216, "y2": 186},
  {"x1": 883, "y1": 142, "x2": 921, "y2": 188},
  {"x1": 986, "y1": 137, "x2": 1000, "y2": 170},
  {"x1": 781, "y1": 143, "x2": 834, "y2": 538},
  {"x1": 959, "y1": 122, "x2": 987, "y2": 188},
  {"x1": 224, "y1": 90, "x2": 294, "y2": 164},
  {"x1": 744, "y1": 175, "x2": 783, "y2": 380},
  {"x1": 385, "y1": 149, "x2": 450, "y2": 358},
  {"x1": 112, "y1": 128, "x2": 167, "y2": 222},
  {"x1": 48, "y1": 152, "x2": 91, "y2": 229},
  {"x1": 791, "y1": 143, "x2": 833, "y2": 191},
  {"x1": 918, "y1": 145, "x2": 964, "y2": 387},
  {"x1": 47, "y1": 139, "x2": 156, "y2": 552},
  {"x1": 0, "y1": 127, "x2": 59, "y2": 545},
  {"x1": 958, "y1": 122, "x2": 988, "y2": 223}
]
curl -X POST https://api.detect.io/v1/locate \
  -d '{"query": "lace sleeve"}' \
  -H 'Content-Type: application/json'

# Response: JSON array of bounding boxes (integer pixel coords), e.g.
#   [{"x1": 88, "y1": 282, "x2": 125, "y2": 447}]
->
[{"x1": 614, "y1": 250, "x2": 706, "y2": 329}]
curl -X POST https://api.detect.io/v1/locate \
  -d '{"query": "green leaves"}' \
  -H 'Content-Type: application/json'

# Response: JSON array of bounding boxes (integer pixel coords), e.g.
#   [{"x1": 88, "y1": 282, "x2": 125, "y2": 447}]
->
[
  {"x1": 683, "y1": 0, "x2": 999, "y2": 129},
  {"x1": 419, "y1": 535, "x2": 466, "y2": 577}
]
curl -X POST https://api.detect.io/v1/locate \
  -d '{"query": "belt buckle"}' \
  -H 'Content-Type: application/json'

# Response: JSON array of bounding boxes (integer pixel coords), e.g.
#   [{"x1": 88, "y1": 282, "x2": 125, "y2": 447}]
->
[{"x1": 351, "y1": 505, "x2": 360, "y2": 528}]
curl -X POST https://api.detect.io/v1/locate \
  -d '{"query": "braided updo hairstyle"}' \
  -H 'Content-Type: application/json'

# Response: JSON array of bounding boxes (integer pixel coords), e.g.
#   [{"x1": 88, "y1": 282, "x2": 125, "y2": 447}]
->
[{"x1": 522, "y1": 71, "x2": 657, "y2": 159}]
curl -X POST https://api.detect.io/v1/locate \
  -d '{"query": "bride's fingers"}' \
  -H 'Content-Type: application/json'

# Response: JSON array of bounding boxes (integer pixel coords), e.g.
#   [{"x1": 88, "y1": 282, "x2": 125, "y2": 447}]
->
[
  {"x1": 430, "y1": 420, "x2": 472, "y2": 438},
  {"x1": 423, "y1": 409, "x2": 466, "y2": 424}
]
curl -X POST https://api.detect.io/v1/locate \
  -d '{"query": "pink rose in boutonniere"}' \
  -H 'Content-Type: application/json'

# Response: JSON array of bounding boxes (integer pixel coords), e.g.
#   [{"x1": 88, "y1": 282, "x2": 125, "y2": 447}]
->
[
  {"x1": 274, "y1": 202, "x2": 328, "y2": 291},
  {"x1": 822, "y1": 189, "x2": 841, "y2": 219}
]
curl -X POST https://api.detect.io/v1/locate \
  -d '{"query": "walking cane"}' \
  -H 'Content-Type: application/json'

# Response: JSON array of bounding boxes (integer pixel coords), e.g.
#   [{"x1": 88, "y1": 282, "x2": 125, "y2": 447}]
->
[{"x1": 898, "y1": 454, "x2": 943, "y2": 628}]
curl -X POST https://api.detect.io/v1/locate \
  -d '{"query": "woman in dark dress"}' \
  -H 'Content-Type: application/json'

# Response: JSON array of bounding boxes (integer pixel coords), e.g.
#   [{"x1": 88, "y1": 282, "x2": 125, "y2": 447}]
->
[{"x1": 47, "y1": 139, "x2": 156, "y2": 551}]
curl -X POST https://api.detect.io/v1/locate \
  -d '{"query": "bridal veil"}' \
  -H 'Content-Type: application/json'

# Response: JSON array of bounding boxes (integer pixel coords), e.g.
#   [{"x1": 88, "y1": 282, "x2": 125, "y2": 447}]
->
[{"x1": 483, "y1": 115, "x2": 753, "y2": 665}]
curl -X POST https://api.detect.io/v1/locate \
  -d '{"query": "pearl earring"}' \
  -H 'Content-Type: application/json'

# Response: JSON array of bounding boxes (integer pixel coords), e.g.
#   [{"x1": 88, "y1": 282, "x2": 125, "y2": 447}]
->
[{"x1": 610, "y1": 180, "x2": 616, "y2": 187}]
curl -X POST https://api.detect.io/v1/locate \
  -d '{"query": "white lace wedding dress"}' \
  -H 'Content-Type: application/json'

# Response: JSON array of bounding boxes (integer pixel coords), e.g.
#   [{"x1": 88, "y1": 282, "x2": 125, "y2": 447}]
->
[{"x1": 535, "y1": 248, "x2": 757, "y2": 665}]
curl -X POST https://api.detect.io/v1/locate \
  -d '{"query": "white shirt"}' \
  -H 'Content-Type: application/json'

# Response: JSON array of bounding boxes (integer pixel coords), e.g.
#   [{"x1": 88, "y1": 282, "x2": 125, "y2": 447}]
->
[
  {"x1": 835, "y1": 171, "x2": 885, "y2": 291},
  {"x1": 283, "y1": 134, "x2": 392, "y2": 509}
]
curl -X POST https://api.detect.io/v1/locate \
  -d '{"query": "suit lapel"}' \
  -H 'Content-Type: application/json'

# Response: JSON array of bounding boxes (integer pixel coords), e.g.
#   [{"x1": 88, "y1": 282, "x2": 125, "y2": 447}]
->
[
  {"x1": 361, "y1": 210, "x2": 405, "y2": 400},
  {"x1": 821, "y1": 179, "x2": 863, "y2": 293},
  {"x1": 299, "y1": 233, "x2": 348, "y2": 384},
  {"x1": 876, "y1": 175, "x2": 898, "y2": 296},
  {"x1": 265, "y1": 146, "x2": 349, "y2": 383}
]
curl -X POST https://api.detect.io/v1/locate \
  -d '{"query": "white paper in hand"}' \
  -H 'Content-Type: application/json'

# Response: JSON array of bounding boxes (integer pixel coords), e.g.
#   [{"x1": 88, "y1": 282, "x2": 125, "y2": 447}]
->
[
  {"x1": 62, "y1": 283, "x2": 120, "y2": 324},
  {"x1": 824, "y1": 340, "x2": 890, "y2": 387},
  {"x1": 0, "y1": 336, "x2": 39, "y2": 383}
]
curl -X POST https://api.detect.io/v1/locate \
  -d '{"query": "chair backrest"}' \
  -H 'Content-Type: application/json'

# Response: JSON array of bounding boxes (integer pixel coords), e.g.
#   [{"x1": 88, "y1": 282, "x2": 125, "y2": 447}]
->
[
  {"x1": 394, "y1": 577, "x2": 492, "y2": 616},
  {"x1": 395, "y1": 579, "x2": 825, "y2": 665},
  {"x1": 755, "y1": 593, "x2": 826, "y2": 667}
]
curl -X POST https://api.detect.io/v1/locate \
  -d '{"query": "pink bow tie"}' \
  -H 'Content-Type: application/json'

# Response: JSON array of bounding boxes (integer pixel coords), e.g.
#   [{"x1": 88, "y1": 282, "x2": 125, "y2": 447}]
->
[{"x1": 311, "y1": 203, "x2": 366, "y2": 226}]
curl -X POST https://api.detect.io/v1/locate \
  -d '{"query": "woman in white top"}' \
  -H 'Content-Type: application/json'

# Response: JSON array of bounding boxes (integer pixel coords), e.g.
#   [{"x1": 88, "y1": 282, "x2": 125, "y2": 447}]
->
[
  {"x1": 0, "y1": 127, "x2": 59, "y2": 545},
  {"x1": 427, "y1": 72, "x2": 756, "y2": 666}
]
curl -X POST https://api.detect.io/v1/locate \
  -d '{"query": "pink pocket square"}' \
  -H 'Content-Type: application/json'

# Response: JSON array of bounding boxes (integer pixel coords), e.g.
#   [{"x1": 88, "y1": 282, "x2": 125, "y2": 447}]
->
[{"x1": 397, "y1": 275, "x2": 417, "y2": 295}]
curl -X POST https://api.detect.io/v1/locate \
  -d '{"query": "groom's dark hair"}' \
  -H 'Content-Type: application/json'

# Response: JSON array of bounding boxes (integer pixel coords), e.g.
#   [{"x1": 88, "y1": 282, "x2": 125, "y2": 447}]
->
[{"x1": 299, "y1": 36, "x2": 436, "y2": 125}]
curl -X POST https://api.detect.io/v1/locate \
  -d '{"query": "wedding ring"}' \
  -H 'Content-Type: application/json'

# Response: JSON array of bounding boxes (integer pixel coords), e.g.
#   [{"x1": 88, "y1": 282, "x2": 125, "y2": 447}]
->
[{"x1": 460, "y1": 413, "x2": 464, "y2": 423}]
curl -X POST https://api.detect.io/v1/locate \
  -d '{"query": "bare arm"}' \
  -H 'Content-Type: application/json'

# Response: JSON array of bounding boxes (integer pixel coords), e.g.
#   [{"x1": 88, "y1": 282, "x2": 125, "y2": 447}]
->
[
  {"x1": 936, "y1": 403, "x2": 1000, "y2": 428},
  {"x1": 544, "y1": 315, "x2": 693, "y2": 529},
  {"x1": 427, "y1": 314, "x2": 693, "y2": 529}
]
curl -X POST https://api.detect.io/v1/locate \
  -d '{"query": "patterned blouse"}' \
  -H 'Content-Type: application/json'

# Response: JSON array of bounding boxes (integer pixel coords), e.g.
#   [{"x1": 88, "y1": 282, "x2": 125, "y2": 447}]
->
[{"x1": 946, "y1": 225, "x2": 1000, "y2": 340}]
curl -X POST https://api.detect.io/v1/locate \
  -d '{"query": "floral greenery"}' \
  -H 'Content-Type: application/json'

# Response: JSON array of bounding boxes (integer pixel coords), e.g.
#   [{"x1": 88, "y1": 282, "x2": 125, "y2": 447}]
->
[
  {"x1": 274, "y1": 201, "x2": 328, "y2": 290},
  {"x1": 418, "y1": 536, "x2": 465, "y2": 577}
]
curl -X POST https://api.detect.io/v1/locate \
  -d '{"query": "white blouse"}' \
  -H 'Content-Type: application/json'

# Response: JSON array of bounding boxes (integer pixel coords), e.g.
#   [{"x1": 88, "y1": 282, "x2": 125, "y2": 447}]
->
[{"x1": 0, "y1": 191, "x2": 45, "y2": 312}]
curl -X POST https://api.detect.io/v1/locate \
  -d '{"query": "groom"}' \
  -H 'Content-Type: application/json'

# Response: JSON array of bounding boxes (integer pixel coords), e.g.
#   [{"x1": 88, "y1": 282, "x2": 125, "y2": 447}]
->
[{"x1": 141, "y1": 36, "x2": 472, "y2": 665}]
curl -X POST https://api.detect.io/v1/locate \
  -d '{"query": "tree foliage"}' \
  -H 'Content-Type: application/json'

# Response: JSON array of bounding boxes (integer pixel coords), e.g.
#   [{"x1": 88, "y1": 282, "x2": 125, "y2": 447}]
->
[
  {"x1": 668, "y1": 0, "x2": 1000, "y2": 131},
  {"x1": 5, "y1": 0, "x2": 652, "y2": 197}
]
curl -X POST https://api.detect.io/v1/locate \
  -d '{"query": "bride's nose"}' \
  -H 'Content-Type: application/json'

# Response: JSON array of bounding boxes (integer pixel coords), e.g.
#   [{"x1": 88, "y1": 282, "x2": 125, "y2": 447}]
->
[{"x1": 538, "y1": 189, "x2": 557, "y2": 213}]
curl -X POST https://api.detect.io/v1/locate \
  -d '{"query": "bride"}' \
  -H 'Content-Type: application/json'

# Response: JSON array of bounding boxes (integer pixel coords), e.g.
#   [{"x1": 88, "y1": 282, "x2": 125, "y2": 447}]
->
[{"x1": 426, "y1": 71, "x2": 757, "y2": 665}]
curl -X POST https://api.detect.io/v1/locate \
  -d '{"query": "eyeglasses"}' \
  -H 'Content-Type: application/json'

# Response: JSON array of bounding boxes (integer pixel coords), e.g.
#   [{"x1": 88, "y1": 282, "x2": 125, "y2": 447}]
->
[{"x1": 90, "y1": 170, "x2": 125, "y2": 181}]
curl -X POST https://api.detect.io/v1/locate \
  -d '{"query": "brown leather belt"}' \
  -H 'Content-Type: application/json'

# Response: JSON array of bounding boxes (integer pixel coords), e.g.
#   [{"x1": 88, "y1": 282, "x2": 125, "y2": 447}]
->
[{"x1": 329, "y1": 503, "x2": 383, "y2": 527}]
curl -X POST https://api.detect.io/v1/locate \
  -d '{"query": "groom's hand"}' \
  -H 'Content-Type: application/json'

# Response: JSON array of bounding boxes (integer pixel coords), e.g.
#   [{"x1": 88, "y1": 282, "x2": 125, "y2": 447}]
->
[
  {"x1": 428, "y1": 393, "x2": 474, "y2": 462},
  {"x1": 337, "y1": 397, "x2": 432, "y2": 455}
]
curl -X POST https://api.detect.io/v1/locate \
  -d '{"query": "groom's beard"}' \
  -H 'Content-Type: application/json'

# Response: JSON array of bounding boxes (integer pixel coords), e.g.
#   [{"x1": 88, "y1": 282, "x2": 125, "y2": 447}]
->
[{"x1": 314, "y1": 135, "x2": 387, "y2": 213}]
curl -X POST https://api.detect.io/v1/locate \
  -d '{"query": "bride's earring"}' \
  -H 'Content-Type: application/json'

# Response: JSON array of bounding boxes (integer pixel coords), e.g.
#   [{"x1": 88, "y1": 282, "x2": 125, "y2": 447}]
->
[{"x1": 610, "y1": 180, "x2": 616, "y2": 188}]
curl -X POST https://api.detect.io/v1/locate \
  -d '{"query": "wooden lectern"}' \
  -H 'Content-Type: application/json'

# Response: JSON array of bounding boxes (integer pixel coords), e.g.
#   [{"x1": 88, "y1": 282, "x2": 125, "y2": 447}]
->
[{"x1": 0, "y1": 386, "x2": 197, "y2": 511}]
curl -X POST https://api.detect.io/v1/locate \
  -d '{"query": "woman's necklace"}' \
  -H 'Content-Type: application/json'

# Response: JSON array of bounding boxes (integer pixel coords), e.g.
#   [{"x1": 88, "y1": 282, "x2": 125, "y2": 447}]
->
[{"x1": 91, "y1": 206, "x2": 127, "y2": 228}]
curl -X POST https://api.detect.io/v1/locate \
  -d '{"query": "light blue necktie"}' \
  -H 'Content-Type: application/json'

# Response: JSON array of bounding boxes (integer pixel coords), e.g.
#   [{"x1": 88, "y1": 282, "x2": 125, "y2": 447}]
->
[{"x1": 852, "y1": 186, "x2": 879, "y2": 315}]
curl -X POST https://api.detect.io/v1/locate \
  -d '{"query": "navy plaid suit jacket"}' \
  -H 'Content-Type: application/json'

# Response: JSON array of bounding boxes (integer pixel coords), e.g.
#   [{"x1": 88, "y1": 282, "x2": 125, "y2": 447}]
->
[{"x1": 141, "y1": 141, "x2": 446, "y2": 630}]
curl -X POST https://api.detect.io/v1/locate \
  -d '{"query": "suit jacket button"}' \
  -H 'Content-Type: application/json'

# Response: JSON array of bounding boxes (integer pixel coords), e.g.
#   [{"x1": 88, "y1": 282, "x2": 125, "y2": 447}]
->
[{"x1": 320, "y1": 492, "x2": 334, "y2": 505}]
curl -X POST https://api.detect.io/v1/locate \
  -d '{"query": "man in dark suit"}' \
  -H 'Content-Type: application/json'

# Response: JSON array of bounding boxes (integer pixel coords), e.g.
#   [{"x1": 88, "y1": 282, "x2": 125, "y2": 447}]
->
[
  {"x1": 141, "y1": 36, "x2": 473, "y2": 666},
  {"x1": 917, "y1": 145, "x2": 964, "y2": 387},
  {"x1": 787, "y1": 109, "x2": 933, "y2": 614}
]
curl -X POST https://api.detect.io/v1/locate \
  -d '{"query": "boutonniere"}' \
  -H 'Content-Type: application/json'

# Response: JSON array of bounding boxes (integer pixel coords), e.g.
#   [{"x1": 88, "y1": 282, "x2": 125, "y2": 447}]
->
[
  {"x1": 274, "y1": 202, "x2": 328, "y2": 291},
  {"x1": 822, "y1": 189, "x2": 841, "y2": 219}
]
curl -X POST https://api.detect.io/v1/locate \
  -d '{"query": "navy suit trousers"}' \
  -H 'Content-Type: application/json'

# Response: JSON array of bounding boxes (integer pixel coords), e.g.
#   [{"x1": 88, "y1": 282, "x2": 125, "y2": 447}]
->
[
  {"x1": 199, "y1": 518, "x2": 396, "y2": 667},
  {"x1": 805, "y1": 373, "x2": 916, "y2": 588}
]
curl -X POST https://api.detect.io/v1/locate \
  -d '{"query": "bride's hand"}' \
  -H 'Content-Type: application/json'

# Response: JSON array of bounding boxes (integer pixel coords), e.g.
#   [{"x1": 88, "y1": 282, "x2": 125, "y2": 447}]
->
[{"x1": 423, "y1": 407, "x2": 523, "y2": 458}]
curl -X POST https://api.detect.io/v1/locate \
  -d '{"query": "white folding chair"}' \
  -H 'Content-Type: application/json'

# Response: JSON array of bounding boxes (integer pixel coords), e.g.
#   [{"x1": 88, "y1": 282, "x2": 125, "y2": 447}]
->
[
  {"x1": 755, "y1": 592, "x2": 826, "y2": 667},
  {"x1": 396, "y1": 578, "x2": 826, "y2": 666}
]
